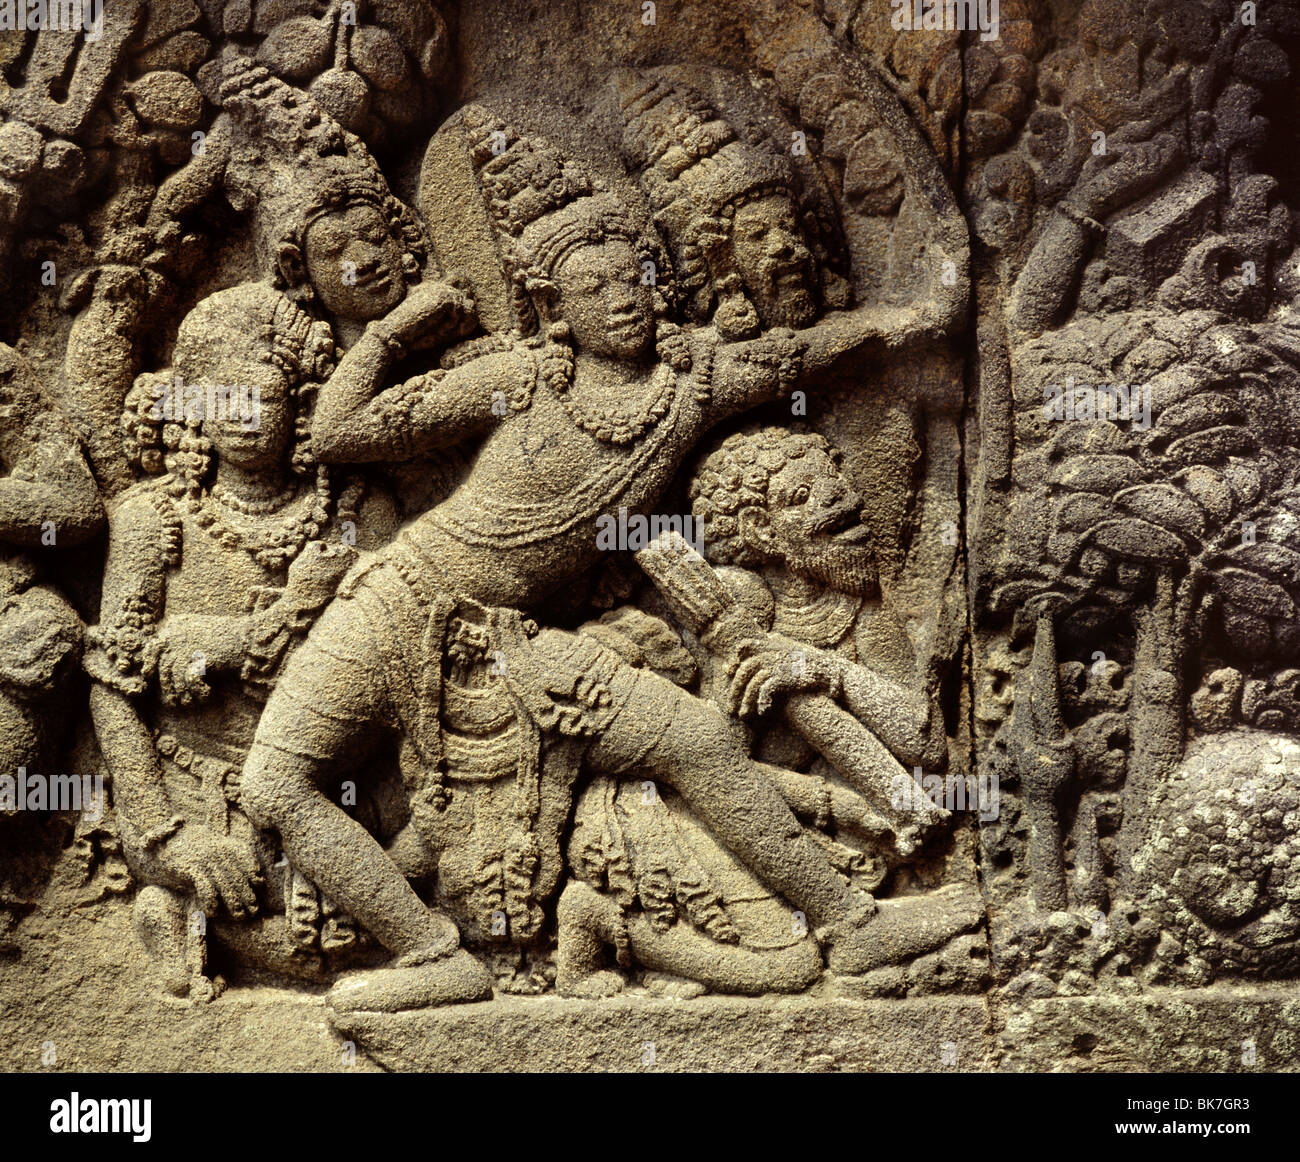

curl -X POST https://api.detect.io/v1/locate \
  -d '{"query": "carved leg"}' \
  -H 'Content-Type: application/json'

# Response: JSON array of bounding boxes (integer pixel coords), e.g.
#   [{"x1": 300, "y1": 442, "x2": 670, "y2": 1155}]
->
[
  {"x1": 589, "y1": 674, "x2": 970, "y2": 974},
  {"x1": 624, "y1": 915, "x2": 822, "y2": 996},
  {"x1": 242, "y1": 743, "x2": 458, "y2": 958},
  {"x1": 240, "y1": 596, "x2": 459, "y2": 960},
  {"x1": 556, "y1": 881, "x2": 627, "y2": 998},
  {"x1": 326, "y1": 949, "x2": 495, "y2": 1014},
  {"x1": 590, "y1": 676, "x2": 856, "y2": 928},
  {"x1": 241, "y1": 607, "x2": 493, "y2": 1011},
  {"x1": 593, "y1": 676, "x2": 879, "y2": 939},
  {"x1": 557, "y1": 880, "x2": 822, "y2": 996},
  {"x1": 132, "y1": 885, "x2": 212, "y2": 1002},
  {"x1": 241, "y1": 742, "x2": 493, "y2": 1011},
  {"x1": 826, "y1": 885, "x2": 985, "y2": 974}
]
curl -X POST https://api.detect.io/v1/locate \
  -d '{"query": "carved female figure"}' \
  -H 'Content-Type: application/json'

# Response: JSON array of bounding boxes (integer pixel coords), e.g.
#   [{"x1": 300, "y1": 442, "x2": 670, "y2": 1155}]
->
[{"x1": 87, "y1": 282, "x2": 395, "y2": 998}]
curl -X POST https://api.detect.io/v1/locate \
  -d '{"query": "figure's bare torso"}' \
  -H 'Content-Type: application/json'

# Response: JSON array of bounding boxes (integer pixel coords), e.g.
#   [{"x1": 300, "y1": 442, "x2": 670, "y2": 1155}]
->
[
  {"x1": 401, "y1": 367, "x2": 708, "y2": 609},
  {"x1": 163, "y1": 509, "x2": 288, "y2": 756}
]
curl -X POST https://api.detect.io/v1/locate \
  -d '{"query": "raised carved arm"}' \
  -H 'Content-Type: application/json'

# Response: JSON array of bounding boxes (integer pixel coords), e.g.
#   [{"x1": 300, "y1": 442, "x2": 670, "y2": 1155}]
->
[
  {"x1": 708, "y1": 300, "x2": 949, "y2": 422},
  {"x1": 1008, "y1": 130, "x2": 1184, "y2": 338},
  {"x1": 311, "y1": 283, "x2": 499, "y2": 463}
]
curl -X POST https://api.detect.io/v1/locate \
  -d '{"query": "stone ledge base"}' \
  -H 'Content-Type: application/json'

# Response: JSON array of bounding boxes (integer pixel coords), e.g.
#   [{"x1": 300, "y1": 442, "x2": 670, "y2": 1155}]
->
[
  {"x1": 996, "y1": 991, "x2": 1300, "y2": 1072},
  {"x1": 4, "y1": 903, "x2": 1296, "y2": 1071},
  {"x1": 331, "y1": 993, "x2": 996, "y2": 1072},
  {"x1": 333, "y1": 989, "x2": 1300, "y2": 1072}
]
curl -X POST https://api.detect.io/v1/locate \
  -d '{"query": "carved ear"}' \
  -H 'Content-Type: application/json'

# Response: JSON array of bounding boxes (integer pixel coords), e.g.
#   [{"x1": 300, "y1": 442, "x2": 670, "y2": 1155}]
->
[
  {"x1": 525, "y1": 274, "x2": 558, "y2": 325},
  {"x1": 738, "y1": 506, "x2": 774, "y2": 552},
  {"x1": 275, "y1": 242, "x2": 309, "y2": 293}
]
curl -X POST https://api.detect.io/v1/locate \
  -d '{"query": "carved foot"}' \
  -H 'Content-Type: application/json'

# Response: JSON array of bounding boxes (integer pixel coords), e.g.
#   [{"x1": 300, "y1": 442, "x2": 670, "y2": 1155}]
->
[
  {"x1": 825, "y1": 885, "x2": 984, "y2": 975},
  {"x1": 394, "y1": 910, "x2": 463, "y2": 966},
  {"x1": 132, "y1": 884, "x2": 213, "y2": 1003},
  {"x1": 642, "y1": 971, "x2": 706, "y2": 999},
  {"x1": 556, "y1": 881, "x2": 627, "y2": 997},
  {"x1": 562, "y1": 969, "x2": 627, "y2": 999},
  {"x1": 327, "y1": 949, "x2": 494, "y2": 1014}
]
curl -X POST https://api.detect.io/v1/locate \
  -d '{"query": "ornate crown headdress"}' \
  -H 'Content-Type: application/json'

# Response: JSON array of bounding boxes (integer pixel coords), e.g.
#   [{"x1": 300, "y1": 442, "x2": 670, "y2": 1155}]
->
[
  {"x1": 420, "y1": 104, "x2": 673, "y2": 336},
  {"x1": 616, "y1": 71, "x2": 795, "y2": 217},
  {"x1": 611, "y1": 69, "x2": 825, "y2": 338},
  {"x1": 218, "y1": 55, "x2": 427, "y2": 300}
]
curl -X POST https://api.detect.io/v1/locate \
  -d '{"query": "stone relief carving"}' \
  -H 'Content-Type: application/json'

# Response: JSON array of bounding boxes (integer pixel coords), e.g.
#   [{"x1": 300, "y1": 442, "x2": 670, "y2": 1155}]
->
[{"x1": 1, "y1": 0, "x2": 1298, "y2": 1074}]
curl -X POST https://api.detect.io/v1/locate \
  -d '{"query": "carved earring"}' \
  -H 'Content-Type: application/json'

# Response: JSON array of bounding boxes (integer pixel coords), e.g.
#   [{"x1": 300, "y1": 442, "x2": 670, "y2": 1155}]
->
[{"x1": 277, "y1": 244, "x2": 314, "y2": 304}]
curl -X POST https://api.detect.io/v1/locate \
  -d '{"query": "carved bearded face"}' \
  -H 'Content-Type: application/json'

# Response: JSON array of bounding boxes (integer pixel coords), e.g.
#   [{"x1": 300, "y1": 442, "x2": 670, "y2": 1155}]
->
[
  {"x1": 729, "y1": 193, "x2": 817, "y2": 330},
  {"x1": 742, "y1": 446, "x2": 877, "y2": 596},
  {"x1": 550, "y1": 240, "x2": 654, "y2": 360},
  {"x1": 303, "y1": 202, "x2": 408, "y2": 322}
]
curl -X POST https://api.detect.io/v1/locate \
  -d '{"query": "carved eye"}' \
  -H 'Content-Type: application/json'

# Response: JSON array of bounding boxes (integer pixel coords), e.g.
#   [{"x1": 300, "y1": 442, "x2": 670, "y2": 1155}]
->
[{"x1": 314, "y1": 224, "x2": 348, "y2": 254}]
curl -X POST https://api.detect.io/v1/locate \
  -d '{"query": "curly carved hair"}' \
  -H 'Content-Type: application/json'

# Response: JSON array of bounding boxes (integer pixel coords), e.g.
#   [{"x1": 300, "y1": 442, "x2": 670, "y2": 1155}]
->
[
  {"x1": 689, "y1": 425, "x2": 839, "y2": 568},
  {"x1": 122, "y1": 284, "x2": 336, "y2": 491},
  {"x1": 272, "y1": 176, "x2": 428, "y2": 307}
]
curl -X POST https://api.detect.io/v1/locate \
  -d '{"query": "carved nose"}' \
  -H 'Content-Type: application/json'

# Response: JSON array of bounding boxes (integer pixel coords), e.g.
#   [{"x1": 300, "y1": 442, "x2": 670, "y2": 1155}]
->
[
  {"x1": 608, "y1": 287, "x2": 637, "y2": 313},
  {"x1": 816, "y1": 478, "x2": 847, "y2": 505},
  {"x1": 347, "y1": 243, "x2": 382, "y2": 270},
  {"x1": 769, "y1": 232, "x2": 796, "y2": 259}
]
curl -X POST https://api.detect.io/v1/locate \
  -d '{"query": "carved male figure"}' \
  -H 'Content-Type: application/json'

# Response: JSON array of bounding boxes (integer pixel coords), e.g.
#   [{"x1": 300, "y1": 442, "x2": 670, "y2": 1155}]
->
[
  {"x1": 240, "y1": 110, "x2": 952, "y2": 1010},
  {"x1": 556, "y1": 428, "x2": 981, "y2": 995},
  {"x1": 611, "y1": 69, "x2": 847, "y2": 341}
]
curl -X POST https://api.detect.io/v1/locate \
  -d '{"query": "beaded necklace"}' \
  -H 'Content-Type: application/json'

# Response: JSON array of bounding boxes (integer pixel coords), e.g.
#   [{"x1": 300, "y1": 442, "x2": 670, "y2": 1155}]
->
[
  {"x1": 193, "y1": 473, "x2": 331, "y2": 571},
  {"x1": 542, "y1": 335, "x2": 677, "y2": 446}
]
